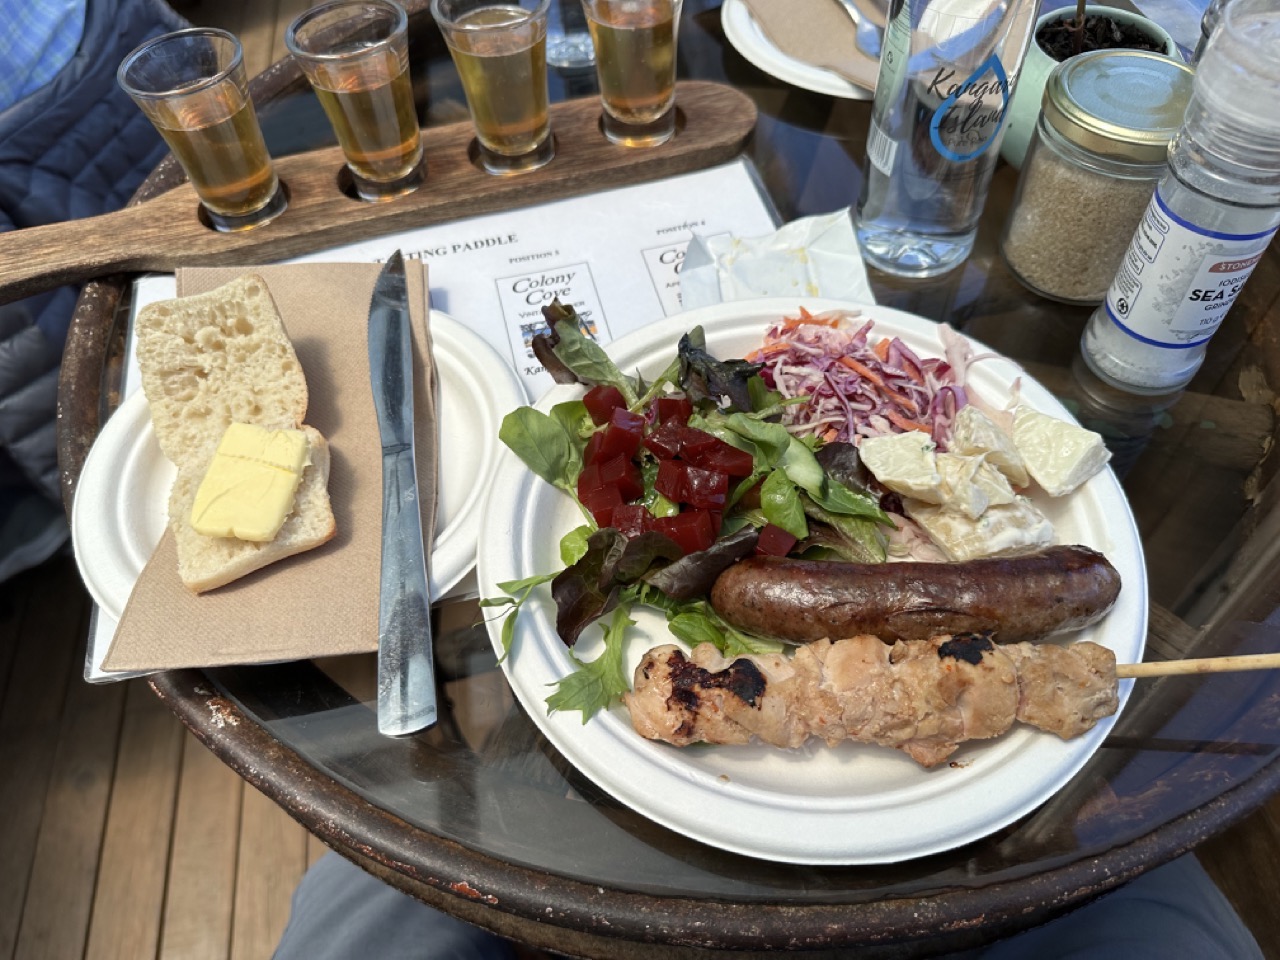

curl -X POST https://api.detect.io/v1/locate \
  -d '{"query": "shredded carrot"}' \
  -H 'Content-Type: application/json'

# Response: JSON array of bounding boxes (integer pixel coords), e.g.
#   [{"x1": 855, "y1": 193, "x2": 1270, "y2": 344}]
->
[
  {"x1": 836, "y1": 355, "x2": 921, "y2": 414},
  {"x1": 834, "y1": 355, "x2": 926, "y2": 412},
  {"x1": 782, "y1": 309, "x2": 841, "y2": 332},
  {"x1": 872, "y1": 335, "x2": 929, "y2": 386},
  {"x1": 885, "y1": 409, "x2": 931, "y2": 434},
  {"x1": 746, "y1": 340, "x2": 792, "y2": 362},
  {"x1": 837, "y1": 355, "x2": 884, "y2": 386}
]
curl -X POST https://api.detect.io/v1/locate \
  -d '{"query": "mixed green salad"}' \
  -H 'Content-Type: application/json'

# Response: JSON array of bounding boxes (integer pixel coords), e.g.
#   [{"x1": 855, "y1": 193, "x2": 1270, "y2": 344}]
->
[{"x1": 484, "y1": 301, "x2": 901, "y2": 720}]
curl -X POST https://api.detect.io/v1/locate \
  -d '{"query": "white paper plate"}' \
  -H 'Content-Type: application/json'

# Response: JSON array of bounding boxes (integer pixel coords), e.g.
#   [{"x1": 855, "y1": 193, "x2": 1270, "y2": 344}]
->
[
  {"x1": 476, "y1": 297, "x2": 1148, "y2": 865},
  {"x1": 72, "y1": 310, "x2": 525, "y2": 622},
  {"x1": 721, "y1": 0, "x2": 875, "y2": 101}
]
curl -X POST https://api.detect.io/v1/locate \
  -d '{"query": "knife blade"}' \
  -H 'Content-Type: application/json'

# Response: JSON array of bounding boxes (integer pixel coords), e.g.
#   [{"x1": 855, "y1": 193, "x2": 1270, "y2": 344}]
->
[{"x1": 368, "y1": 250, "x2": 438, "y2": 736}]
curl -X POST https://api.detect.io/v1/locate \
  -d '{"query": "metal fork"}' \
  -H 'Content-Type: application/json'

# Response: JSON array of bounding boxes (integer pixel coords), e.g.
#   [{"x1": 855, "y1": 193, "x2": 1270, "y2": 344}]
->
[{"x1": 834, "y1": 0, "x2": 883, "y2": 57}]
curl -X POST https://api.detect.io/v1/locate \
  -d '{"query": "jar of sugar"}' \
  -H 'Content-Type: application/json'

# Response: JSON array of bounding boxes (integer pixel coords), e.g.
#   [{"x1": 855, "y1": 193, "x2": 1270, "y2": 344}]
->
[{"x1": 1000, "y1": 50, "x2": 1194, "y2": 305}]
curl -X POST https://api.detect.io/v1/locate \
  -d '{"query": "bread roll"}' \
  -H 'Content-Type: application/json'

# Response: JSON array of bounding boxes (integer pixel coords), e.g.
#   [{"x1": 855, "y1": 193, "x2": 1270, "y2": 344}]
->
[{"x1": 134, "y1": 274, "x2": 336, "y2": 592}]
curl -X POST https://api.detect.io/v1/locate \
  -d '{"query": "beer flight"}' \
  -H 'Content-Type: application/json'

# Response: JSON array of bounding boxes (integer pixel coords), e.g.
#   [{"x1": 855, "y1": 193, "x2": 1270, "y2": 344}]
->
[{"x1": 116, "y1": 0, "x2": 684, "y2": 231}]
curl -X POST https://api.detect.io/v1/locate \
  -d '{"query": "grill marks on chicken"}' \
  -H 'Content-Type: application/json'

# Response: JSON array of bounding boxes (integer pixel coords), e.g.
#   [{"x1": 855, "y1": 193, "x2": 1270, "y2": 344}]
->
[{"x1": 624, "y1": 634, "x2": 1119, "y2": 767}]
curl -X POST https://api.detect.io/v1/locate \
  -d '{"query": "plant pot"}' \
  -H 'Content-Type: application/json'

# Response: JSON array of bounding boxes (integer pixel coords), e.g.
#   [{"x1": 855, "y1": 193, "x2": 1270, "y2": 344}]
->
[{"x1": 1000, "y1": 5, "x2": 1178, "y2": 169}]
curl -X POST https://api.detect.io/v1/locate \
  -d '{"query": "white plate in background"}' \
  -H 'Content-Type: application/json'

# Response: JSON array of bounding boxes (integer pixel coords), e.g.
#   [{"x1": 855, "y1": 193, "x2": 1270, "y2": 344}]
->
[{"x1": 721, "y1": 0, "x2": 876, "y2": 100}]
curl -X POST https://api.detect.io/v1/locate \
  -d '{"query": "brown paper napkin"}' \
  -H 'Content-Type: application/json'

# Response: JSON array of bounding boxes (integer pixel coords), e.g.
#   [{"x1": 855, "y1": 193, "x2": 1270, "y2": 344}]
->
[
  {"x1": 101, "y1": 260, "x2": 436, "y2": 672},
  {"x1": 742, "y1": 0, "x2": 881, "y2": 92}
]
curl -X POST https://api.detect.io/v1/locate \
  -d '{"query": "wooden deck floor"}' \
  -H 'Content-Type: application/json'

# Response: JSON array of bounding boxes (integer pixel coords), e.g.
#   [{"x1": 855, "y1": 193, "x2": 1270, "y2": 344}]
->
[{"x1": 0, "y1": 554, "x2": 328, "y2": 960}]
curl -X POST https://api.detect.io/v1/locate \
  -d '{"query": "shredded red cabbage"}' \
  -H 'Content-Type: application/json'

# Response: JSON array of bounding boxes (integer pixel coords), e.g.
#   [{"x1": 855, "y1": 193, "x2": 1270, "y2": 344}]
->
[{"x1": 748, "y1": 310, "x2": 969, "y2": 448}]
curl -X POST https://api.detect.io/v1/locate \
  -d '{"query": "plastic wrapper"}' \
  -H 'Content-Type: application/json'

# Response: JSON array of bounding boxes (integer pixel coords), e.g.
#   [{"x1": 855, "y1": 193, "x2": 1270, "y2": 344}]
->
[{"x1": 680, "y1": 210, "x2": 875, "y2": 310}]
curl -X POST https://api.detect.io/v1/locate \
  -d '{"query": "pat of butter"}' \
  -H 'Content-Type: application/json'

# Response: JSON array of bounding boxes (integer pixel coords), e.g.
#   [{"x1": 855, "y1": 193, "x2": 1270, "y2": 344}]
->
[
  {"x1": 1011, "y1": 406, "x2": 1111, "y2": 497},
  {"x1": 191, "y1": 423, "x2": 309, "y2": 541}
]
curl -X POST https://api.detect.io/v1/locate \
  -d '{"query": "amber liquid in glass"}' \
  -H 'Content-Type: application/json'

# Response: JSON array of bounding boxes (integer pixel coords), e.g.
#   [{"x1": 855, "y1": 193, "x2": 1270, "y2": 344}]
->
[
  {"x1": 150, "y1": 86, "x2": 278, "y2": 217},
  {"x1": 449, "y1": 6, "x2": 550, "y2": 157},
  {"x1": 311, "y1": 50, "x2": 422, "y2": 183},
  {"x1": 588, "y1": 3, "x2": 676, "y2": 125}
]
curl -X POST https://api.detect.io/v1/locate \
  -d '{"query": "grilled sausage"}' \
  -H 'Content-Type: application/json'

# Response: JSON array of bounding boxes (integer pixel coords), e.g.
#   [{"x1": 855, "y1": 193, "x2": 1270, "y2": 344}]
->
[{"x1": 709, "y1": 545, "x2": 1121, "y2": 645}]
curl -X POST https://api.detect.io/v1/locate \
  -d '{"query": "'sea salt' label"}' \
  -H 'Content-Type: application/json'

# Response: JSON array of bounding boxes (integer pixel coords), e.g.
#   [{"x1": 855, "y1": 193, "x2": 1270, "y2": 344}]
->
[{"x1": 1103, "y1": 187, "x2": 1278, "y2": 349}]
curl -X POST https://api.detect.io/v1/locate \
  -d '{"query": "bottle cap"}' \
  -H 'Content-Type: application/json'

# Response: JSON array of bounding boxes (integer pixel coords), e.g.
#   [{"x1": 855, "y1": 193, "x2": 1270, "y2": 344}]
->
[{"x1": 1042, "y1": 50, "x2": 1194, "y2": 163}]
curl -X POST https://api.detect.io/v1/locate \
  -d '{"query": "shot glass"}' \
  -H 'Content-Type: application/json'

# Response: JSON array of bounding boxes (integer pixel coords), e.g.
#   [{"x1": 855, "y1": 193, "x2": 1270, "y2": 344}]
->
[
  {"x1": 286, "y1": 0, "x2": 425, "y2": 201},
  {"x1": 582, "y1": 0, "x2": 683, "y2": 147},
  {"x1": 118, "y1": 29, "x2": 287, "y2": 232},
  {"x1": 431, "y1": 0, "x2": 555, "y2": 175}
]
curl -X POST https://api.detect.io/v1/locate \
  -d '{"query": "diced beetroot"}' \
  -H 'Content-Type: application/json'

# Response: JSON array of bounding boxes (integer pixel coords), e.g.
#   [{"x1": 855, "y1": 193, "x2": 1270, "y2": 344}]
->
[
  {"x1": 654, "y1": 459, "x2": 688, "y2": 503},
  {"x1": 610, "y1": 406, "x2": 645, "y2": 432},
  {"x1": 755, "y1": 523, "x2": 798, "y2": 557},
  {"x1": 583, "y1": 384, "x2": 627, "y2": 425},
  {"x1": 643, "y1": 418, "x2": 684, "y2": 460},
  {"x1": 683, "y1": 465, "x2": 728, "y2": 510},
  {"x1": 656, "y1": 395, "x2": 693, "y2": 424},
  {"x1": 653, "y1": 510, "x2": 715, "y2": 555},
  {"x1": 576, "y1": 461, "x2": 602, "y2": 501},
  {"x1": 597, "y1": 419, "x2": 644, "y2": 462},
  {"x1": 581, "y1": 483, "x2": 623, "y2": 528},
  {"x1": 677, "y1": 426, "x2": 720, "y2": 461},
  {"x1": 684, "y1": 436, "x2": 755, "y2": 477},
  {"x1": 597, "y1": 454, "x2": 644, "y2": 502},
  {"x1": 583, "y1": 431, "x2": 605, "y2": 467},
  {"x1": 611, "y1": 503, "x2": 652, "y2": 539}
]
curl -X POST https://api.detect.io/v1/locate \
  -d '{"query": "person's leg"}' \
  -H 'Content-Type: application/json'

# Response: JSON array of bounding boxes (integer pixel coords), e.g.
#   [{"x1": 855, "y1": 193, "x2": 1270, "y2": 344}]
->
[
  {"x1": 273, "y1": 852, "x2": 519, "y2": 960},
  {"x1": 969, "y1": 854, "x2": 1263, "y2": 960}
]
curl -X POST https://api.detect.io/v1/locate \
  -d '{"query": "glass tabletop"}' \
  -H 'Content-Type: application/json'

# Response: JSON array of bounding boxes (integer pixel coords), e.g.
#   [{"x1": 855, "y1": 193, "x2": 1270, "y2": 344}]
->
[{"x1": 61, "y1": 0, "x2": 1280, "y2": 954}]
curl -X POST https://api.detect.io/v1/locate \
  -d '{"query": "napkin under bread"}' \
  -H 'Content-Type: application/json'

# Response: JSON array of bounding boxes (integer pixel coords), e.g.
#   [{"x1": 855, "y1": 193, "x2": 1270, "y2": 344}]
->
[
  {"x1": 102, "y1": 260, "x2": 436, "y2": 672},
  {"x1": 742, "y1": 0, "x2": 880, "y2": 92}
]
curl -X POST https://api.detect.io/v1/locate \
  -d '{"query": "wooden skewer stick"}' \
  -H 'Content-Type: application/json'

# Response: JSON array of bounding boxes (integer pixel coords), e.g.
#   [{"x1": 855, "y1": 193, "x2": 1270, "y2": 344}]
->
[{"x1": 1117, "y1": 653, "x2": 1280, "y2": 679}]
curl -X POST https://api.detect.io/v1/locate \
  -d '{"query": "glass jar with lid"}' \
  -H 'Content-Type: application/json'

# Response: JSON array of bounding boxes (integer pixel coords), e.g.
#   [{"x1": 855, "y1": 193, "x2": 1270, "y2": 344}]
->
[{"x1": 1000, "y1": 49, "x2": 1194, "y2": 305}]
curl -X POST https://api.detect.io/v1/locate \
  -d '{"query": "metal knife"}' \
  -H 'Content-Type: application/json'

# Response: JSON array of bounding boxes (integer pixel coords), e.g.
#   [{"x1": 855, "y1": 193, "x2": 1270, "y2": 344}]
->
[{"x1": 368, "y1": 250, "x2": 438, "y2": 736}]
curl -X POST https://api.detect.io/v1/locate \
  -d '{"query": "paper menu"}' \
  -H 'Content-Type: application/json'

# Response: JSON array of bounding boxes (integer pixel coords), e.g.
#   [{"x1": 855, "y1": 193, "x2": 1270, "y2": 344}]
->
[{"x1": 303, "y1": 159, "x2": 780, "y2": 397}]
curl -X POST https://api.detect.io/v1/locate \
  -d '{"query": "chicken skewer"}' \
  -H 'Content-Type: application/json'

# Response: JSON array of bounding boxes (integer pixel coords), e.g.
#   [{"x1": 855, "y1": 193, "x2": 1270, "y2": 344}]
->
[{"x1": 624, "y1": 635, "x2": 1280, "y2": 768}]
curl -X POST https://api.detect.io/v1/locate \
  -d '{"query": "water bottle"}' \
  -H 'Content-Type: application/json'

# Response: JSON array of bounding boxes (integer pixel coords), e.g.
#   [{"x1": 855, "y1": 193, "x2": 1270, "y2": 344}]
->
[
  {"x1": 855, "y1": 0, "x2": 1039, "y2": 277},
  {"x1": 1081, "y1": 0, "x2": 1280, "y2": 396}
]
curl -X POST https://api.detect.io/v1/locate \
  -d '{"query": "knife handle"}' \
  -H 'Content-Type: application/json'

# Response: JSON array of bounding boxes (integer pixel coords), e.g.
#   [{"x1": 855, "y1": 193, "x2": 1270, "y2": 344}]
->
[{"x1": 377, "y1": 446, "x2": 438, "y2": 736}]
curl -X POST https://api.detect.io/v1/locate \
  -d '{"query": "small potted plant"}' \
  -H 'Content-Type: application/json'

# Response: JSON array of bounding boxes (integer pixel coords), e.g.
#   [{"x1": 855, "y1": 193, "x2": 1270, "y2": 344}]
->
[{"x1": 1001, "y1": 2, "x2": 1178, "y2": 169}]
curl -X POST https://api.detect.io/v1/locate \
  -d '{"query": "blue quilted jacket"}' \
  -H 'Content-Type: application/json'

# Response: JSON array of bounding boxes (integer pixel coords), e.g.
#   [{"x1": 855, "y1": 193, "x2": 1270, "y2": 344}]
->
[{"x1": 0, "y1": 0, "x2": 188, "y2": 505}]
